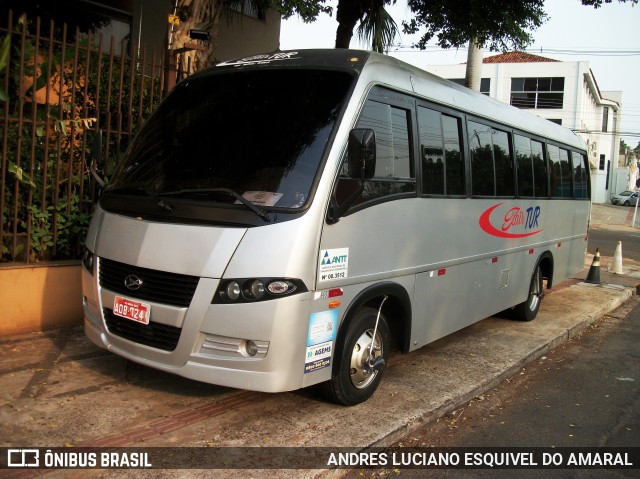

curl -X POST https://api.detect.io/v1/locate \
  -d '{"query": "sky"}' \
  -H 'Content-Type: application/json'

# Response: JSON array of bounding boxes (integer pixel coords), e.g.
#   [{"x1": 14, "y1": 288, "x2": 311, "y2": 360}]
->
[{"x1": 279, "y1": 0, "x2": 640, "y2": 149}]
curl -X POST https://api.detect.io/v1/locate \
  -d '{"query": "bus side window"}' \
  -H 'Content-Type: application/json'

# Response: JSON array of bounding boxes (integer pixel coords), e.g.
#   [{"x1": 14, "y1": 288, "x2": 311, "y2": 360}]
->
[
  {"x1": 469, "y1": 121, "x2": 494, "y2": 196},
  {"x1": 515, "y1": 134, "x2": 534, "y2": 197},
  {"x1": 335, "y1": 99, "x2": 415, "y2": 210},
  {"x1": 548, "y1": 144, "x2": 573, "y2": 198},
  {"x1": 572, "y1": 151, "x2": 589, "y2": 199},
  {"x1": 531, "y1": 140, "x2": 548, "y2": 197},
  {"x1": 418, "y1": 106, "x2": 464, "y2": 196},
  {"x1": 493, "y1": 129, "x2": 513, "y2": 197},
  {"x1": 469, "y1": 121, "x2": 513, "y2": 197},
  {"x1": 559, "y1": 148, "x2": 573, "y2": 198}
]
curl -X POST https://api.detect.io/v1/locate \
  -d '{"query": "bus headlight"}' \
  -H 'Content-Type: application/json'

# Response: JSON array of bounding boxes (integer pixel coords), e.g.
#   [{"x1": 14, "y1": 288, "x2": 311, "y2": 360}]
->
[
  {"x1": 225, "y1": 281, "x2": 241, "y2": 301},
  {"x1": 245, "y1": 279, "x2": 265, "y2": 300},
  {"x1": 214, "y1": 278, "x2": 307, "y2": 303}
]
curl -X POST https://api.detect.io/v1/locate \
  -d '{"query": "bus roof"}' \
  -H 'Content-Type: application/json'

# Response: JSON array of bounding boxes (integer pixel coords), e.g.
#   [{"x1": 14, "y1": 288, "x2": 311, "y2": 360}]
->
[{"x1": 210, "y1": 49, "x2": 586, "y2": 151}]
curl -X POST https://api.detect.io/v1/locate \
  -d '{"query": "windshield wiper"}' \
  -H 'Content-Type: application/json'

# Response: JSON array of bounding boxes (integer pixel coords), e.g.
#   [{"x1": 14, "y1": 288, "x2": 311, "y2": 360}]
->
[{"x1": 158, "y1": 188, "x2": 271, "y2": 222}]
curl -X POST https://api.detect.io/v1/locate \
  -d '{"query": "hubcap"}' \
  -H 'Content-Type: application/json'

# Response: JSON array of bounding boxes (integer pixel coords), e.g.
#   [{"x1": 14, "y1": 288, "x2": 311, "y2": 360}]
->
[
  {"x1": 350, "y1": 329, "x2": 383, "y2": 389},
  {"x1": 529, "y1": 268, "x2": 542, "y2": 312}
]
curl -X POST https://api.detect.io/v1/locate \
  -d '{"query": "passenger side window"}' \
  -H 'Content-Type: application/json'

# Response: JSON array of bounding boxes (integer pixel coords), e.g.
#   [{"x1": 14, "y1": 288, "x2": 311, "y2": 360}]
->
[
  {"x1": 531, "y1": 140, "x2": 548, "y2": 197},
  {"x1": 335, "y1": 99, "x2": 415, "y2": 208},
  {"x1": 548, "y1": 145, "x2": 573, "y2": 198},
  {"x1": 515, "y1": 134, "x2": 534, "y2": 197},
  {"x1": 418, "y1": 106, "x2": 465, "y2": 196},
  {"x1": 572, "y1": 151, "x2": 589, "y2": 199},
  {"x1": 468, "y1": 121, "x2": 514, "y2": 196}
]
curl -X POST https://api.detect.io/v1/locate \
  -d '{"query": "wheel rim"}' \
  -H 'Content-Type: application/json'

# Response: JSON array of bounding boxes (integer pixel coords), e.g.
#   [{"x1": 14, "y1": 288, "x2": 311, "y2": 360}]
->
[
  {"x1": 528, "y1": 267, "x2": 542, "y2": 312},
  {"x1": 349, "y1": 328, "x2": 383, "y2": 389}
]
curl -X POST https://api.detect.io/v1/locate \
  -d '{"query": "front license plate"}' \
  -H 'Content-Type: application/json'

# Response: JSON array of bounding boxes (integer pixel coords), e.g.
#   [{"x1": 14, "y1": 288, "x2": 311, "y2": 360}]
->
[{"x1": 113, "y1": 296, "x2": 151, "y2": 325}]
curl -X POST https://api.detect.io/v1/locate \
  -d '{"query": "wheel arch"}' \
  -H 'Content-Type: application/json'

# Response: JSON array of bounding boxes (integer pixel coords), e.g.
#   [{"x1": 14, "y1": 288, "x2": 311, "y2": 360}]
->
[
  {"x1": 332, "y1": 282, "x2": 412, "y2": 378},
  {"x1": 537, "y1": 250, "x2": 554, "y2": 289}
]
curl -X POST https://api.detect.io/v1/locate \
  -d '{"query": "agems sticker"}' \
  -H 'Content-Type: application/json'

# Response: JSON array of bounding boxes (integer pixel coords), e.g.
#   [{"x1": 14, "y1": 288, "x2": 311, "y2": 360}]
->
[
  {"x1": 305, "y1": 310, "x2": 338, "y2": 374},
  {"x1": 479, "y1": 203, "x2": 543, "y2": 239}
]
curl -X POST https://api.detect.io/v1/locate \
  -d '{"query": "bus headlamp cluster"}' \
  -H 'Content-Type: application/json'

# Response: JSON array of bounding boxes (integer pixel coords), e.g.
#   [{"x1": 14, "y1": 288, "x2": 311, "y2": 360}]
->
[{"x1": 215, "y1": 278, "x2": 307, "y2": 303}]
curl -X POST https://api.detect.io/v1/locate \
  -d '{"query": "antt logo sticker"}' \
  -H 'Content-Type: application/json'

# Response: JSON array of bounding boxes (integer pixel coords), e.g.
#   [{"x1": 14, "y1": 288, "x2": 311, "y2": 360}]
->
[{"x1": 479, "y1": 203, "x2": 544, "y2": 238}]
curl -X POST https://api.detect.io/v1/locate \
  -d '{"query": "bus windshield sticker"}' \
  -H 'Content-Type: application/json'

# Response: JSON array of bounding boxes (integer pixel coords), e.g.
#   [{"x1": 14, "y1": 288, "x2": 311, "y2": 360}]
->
[
  {"x1": 318, "y1": 248, "x2": 349, "y2": 282},
  {"x1": 236, "y1": 191, "x2": 283, "y2": 207},
  {"x1": 479, "y1": 203, "x2": 544, "y2": 239},
  {"x1": 217, "y1": 52, "x2": 300, "y2": 68},
  {"x1": 305, "y1": 310, "x2": 338, "y2": 374}
]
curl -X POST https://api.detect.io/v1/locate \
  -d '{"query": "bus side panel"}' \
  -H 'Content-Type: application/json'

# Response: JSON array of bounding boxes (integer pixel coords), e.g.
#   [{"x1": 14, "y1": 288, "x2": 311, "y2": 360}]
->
[{"x1": 318, "y1": 197, "x2": 589, "y2": 352}]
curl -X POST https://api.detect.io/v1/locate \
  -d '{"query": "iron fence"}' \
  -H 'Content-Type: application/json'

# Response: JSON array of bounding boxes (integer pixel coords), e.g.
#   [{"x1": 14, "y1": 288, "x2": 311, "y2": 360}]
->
[{"x1": 0, "y1": 10, "x2": 184, "y2": 264}]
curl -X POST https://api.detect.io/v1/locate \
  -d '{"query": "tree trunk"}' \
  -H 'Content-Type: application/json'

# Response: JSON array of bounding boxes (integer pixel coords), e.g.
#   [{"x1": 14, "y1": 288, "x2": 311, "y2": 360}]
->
[
  {"x1": 464, "y1": 37, "x2": 484, "y2": 92},
  {"x1": 335, "y1": 0, "x2": 365, "y2": 49},
  {"x1": 172, "y1": 0, "x2": 224, "y2": 72}
]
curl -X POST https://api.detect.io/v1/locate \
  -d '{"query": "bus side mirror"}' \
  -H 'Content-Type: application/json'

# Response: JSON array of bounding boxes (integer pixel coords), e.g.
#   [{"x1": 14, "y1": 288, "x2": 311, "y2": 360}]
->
[
  {"x1": 348, "y1": 128, "x2": 376, "y2": 179},
  {"x1": 90, "y1": 129, "x2": 106, "y2": 188}
]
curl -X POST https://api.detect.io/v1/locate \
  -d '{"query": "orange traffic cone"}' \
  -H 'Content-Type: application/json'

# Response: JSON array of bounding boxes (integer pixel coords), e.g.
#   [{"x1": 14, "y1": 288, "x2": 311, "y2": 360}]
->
[{"x1": 585, "y1": 248, "x2": 601, "y2": 284}]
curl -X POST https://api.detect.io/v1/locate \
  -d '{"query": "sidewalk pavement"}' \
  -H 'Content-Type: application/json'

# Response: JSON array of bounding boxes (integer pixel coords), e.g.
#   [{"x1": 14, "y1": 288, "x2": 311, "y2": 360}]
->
[{"x1": 1, "y1": 204, "x2": 639, "y2": 479}]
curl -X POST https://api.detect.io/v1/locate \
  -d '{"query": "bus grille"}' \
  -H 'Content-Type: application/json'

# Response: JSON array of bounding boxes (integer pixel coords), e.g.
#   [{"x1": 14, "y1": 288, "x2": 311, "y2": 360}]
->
[
  {"x1": 99, "y1": 258, "x2": 199, "y2": 308},
  {"x1": 103, "y1": 309, "x2": 181, "y2": 351}
]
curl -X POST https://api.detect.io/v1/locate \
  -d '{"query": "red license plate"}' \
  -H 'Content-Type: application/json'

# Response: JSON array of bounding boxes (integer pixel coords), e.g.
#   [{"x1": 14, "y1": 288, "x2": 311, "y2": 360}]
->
[{"x1": 113, "y1": 296, "x2": 151, "y2": 325}]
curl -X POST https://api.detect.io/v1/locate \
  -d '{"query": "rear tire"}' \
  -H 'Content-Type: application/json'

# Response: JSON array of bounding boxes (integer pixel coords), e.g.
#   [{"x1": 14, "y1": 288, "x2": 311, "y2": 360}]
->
[
  {"x1": 320, "y1": 307, "x2": 390, "y2": 406},
  {"x1": 512, "y1": 265, "x2": 544, "y2": 322}
]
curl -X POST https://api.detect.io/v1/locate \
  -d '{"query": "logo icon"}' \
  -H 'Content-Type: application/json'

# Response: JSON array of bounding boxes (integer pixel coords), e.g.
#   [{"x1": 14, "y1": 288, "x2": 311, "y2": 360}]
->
[
  {"x1": 8, "y1": 449, "x2": 39, "y2": 467},
  {"x1": 124, "y1": 275, "x2": 144, "y2": 290},
  {"x1": 479, "y1": 203, "x2": 544, "y2": 239}
]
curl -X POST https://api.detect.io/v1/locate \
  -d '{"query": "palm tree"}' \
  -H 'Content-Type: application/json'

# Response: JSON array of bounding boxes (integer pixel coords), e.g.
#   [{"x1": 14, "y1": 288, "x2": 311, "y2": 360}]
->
[
  {"x1": 335, "y1": 0, "x2": 399, "y2": 53},
  {"x1": 356, "y1": 0, "x2": 399, "y2": 53}
]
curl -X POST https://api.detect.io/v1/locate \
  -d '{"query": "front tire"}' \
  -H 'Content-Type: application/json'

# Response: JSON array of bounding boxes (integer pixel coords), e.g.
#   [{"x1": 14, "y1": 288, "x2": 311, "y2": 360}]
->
[
  {"x1": 512, "y1": 265, "x2": 544, "y2": 322},
  {"x1": 320, "y1": 307, "x2": 390, "y2": 406}
]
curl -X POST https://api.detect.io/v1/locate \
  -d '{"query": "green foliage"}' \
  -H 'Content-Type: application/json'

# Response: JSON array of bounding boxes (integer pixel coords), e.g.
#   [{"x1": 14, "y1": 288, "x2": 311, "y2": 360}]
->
[
  {"x1": 404, "y1": 0, "x2": 548, "y2": 52},
  {"x1": 357, "y1": 2, "x2": 399, "y2": 53},
  {"x1": 1, "y1": 20, "x2": 162, "y2": 263},
  {"x1": 273, "y1": 0, "x2": 333, "y2": 21},
  {"x1": 581, "y1": 0, "x2": 638, "y2": 7}
]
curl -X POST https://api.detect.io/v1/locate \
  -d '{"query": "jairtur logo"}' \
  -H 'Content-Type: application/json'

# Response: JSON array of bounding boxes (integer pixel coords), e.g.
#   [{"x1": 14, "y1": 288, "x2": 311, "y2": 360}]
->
[{"x1": 479, "y1": 203, "x2": 544, "y2": 239}]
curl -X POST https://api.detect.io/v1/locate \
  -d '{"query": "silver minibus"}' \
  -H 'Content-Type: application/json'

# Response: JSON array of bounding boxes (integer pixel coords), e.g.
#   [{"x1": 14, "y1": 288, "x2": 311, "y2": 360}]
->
[{"x1": 82, "y1": 49, "x2": 590, "y2": 405}]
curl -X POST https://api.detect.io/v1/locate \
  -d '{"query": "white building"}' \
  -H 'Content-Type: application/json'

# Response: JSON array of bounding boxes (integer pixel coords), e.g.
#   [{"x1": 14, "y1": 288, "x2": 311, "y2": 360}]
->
[{"x1": 425, "y1": 52, "x2": 623, "y2": 203}]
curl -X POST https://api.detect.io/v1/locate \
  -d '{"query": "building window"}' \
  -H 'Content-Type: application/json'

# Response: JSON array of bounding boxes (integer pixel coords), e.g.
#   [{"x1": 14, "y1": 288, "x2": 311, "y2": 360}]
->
[
  {"x1": 602, "y1": 107, "x2": 609, "y2": 132},
  {"x1": 449, "y1": 78, "x2": 491, "y2": 96},
  {"x1": 231, "y1": 0, "x2": 267, "y2": 21},
  {"x1": 599, "y1": 154, "x2": 606, "y2": 171},
  {"x1": 510, "y1": 77, "x2": 564, "y2": 109}
]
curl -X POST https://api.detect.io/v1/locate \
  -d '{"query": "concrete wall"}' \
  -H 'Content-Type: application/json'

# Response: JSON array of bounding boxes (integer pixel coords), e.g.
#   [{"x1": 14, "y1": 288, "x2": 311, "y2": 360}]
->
[{"x1": 0, "y1": 264, "x2": 83, "y2": 336}]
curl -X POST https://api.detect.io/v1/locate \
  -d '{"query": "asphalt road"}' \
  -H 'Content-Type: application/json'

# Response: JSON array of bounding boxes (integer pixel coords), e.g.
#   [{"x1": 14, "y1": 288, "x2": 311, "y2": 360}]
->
[
  {"x1": 346, "y1": 296, "x2": 640, "y2": 479},
  {"x1": 589, "y1": 227, "x2": 640, "y2": 263}
]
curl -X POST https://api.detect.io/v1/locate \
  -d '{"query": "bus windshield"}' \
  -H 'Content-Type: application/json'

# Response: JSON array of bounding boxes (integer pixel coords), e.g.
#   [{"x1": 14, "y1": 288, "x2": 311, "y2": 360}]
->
[{"x1": 103, "y1": 68, "x2": 354, "y2": 222}]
